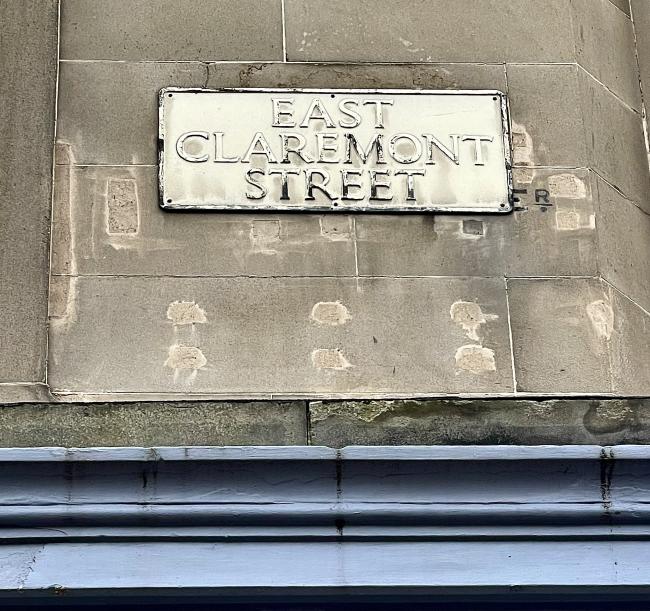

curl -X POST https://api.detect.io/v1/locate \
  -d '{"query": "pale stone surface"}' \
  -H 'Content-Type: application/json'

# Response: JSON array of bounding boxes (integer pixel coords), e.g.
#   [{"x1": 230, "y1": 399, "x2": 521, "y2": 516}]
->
[
  {"x1": 507, "y1": 278, "x2": 614, "y2": 393},
  {"x1": 284, "y1": 0, "x2": 576, "y2": 63},
  {"x1": 572, "y1": 0, "x2": 640, "y2": 110},
  {"x1": 507, "y1": 64, "x2": 587, "y2": 168},
  {"x1": 56, "y1": 62, "x2": 206, "y2": 165},
  {"x1": 60, "y1": 0, "x2": 283, "y2": 61},
  {"x1": 608, "y1": 287, "x2": 650, "y2": 395},
  {"x1": 355, "y1": 168, "x2": 597, "y2": 278},
  {"x1": 508, "y1": 64, "x2": 649, "y2": 204},
  {"x1": 51, "y1": 165, "x2": 356, "y2": 278},
  {"x1": 596, "y1": 176, "x2": 650, "y2": 313},
  {"x1": 0, "y1": 401, "x2": 307, "y2": 447},
  {"x1": 0, "y1": 1, "x2": 58, "y2": 382},
  {"x1": 48, "y1": 276, "x2": 514, "y2": 397},
  {"x1": 578, "y1": 69, "x2": 650, "y2": 205},
  {"x1": 309, "y1": 399, "x2": 650, "y2": 447}
]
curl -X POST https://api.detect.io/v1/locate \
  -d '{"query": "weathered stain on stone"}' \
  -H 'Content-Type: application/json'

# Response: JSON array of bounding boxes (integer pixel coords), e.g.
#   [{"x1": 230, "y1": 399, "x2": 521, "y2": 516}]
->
[
  {"x1": 587, "y1": 300, "x2": 614, "y2": 340},
  {"x1": 450, "y1": 301, "x2": 498, "y2": 341},
  {"x1": 106, "y1": 178, "x2": 139, "y2": 234},
  {"x1": 455, "y1": 345, "x2": 497, "y2": 374},
  {"x1": 310, "y1": 301, "x2": 351, "y2": 326},
  {"x1": 310, "y1": 400, "x2": 394, "y2": 423},
  {"x1": 584, "y1": 401, "x2": 634, "y2": 434},
  {"x1": 524, "y1": 402, "x2": 557, "y2": 419},
  {"x1": 548, "y1": 173, "x2": 587, "y2": 199},
  {"x1": 511, "y1": 122, "x2": 533, "y2": 166},
  {"x1": 250, "y1": 219, "x2": 281, "y2": 254},
  {"x1": 166, "y1": 301, "x2": 207, "y2": 326},
  {"x1": 311, "y1": 348, "x2": 352, "y2": 371},
  {"x1": 319, "y1": 216, "x2": 351, "y2": 241},
  {"x1": 164, "y1": 345, "x2": 207, "y2": 370}
]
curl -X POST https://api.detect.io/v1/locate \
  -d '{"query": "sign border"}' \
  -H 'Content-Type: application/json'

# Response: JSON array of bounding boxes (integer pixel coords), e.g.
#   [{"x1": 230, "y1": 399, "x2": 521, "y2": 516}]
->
[{"x1": 158, "y1": 87, "x2": 513, "y2": 214}]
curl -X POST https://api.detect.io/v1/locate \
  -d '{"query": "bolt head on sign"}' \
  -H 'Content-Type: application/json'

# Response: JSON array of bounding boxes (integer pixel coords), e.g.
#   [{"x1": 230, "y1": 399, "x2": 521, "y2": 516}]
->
[{"x1": 158, "y1": 88, "x2": 512, "y2": 213}]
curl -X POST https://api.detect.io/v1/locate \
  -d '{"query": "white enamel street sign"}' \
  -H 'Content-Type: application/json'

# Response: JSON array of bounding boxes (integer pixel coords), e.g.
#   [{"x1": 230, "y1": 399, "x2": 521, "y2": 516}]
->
[{"x1": 159, "y1": 88, "x2": 512, "y2": 213}]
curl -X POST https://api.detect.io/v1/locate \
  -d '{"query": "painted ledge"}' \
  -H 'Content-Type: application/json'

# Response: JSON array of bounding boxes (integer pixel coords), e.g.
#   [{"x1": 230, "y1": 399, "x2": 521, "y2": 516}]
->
[{"x1": 0, "y1": 445, "x2": 649, "y2": 600}]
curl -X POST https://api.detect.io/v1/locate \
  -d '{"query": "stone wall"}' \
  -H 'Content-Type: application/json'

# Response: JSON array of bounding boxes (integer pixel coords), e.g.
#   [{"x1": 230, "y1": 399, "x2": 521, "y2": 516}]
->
[{"x1": 1, "y1": 1, "x2": 649, "y2": 445}]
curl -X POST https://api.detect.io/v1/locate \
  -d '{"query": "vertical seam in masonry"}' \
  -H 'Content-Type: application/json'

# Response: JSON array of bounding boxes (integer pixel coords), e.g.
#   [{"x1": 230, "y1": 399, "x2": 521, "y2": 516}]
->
[
  {"x1": 45, "y1": 0, "x2": 63, "y2": 387},
  {"x1": 629, "y1": 1, "x2": 650, "y2": 169},
  {"x1": 504, "y1": 277, "x2": 518, "y2": 394},
  {"x1": 281, "y1": 0, "x2": 288, "y2": 62}
]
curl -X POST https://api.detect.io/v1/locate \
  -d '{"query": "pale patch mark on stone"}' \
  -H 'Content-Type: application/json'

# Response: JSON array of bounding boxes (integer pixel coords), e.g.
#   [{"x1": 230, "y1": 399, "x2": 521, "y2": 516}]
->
[
  {"x1": 310, "y1": 301, "x2": 351, "y2": 326},
  {"x1": 587, "y1": 300, "x2": 614, "y2": 340},
  {"x1": 250, "y1": 220, "x2": 281, "y2": 255},
  {"x1": 450, "y1": 301, "x2": 499, "y2": 341},
  {"x1": 167, "y1": 301, "x2": 207, "y2": 326},
  {"x1": 513, "y1": 167, "x2": 535, "y2": 185},
  {"x1": 165, "y1": 345, "x2": 207, "y2": 370},
  {"x1": 298, "y1": 30, "x2": 317, "y2": 52},
  {"x1": 455, "y1": 345, "x2": 497, "y2": 374},
  {"x1": 511, "y1": 122, "x2": 534, "y2": 166},
  {"x1": 555, "y1": 203, "x2": 596, "y2": 232},
  {"x1": 398, "y1": 36, "x2": 425, "y2": 54},
  {"x1": 311, "y1": 348, "x2": 353, "y2": 371},
  {"x1": 106, "y1": 178, "x2": 139, "y2": 235},
  {"x1": 548, "y1": 173, "x2": 587, "y2": 199},
  {"x1": 319, "y1": 216, "x2": 351, "y2": 241}
]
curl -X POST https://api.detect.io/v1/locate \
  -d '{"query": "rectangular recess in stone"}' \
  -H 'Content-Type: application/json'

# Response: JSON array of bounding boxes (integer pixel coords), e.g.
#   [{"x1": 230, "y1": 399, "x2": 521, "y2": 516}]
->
[
  {"x1": 596, "y1": 176, "x2": 650, "y2": 314},
  {"x1": 48, "y1": 276, "x2": 514, "y2": 397},
  {"x1": 507, "y1": 64, "x2": 587, "y2": 168},
  {"x1": 56, "y1": 62, "x2": 206, "y2": 166},
  {"x1": 60, "y1": 0, "x2": 283, "y2": 61},
  {"x1": 51, "y1": 166, "x2": 357, "y2": 278},
  {"x1": 0, "y1": 0, "x2": 58, "y2": 383},
  {"x1": 354, "y1": 168, "x2": 597, "y2": 279},
  {"x1": 571, "y1": 0, "x2": 640, "y2": 110},
  {"x1": 207, "y1": 62, "x2": 508, "y2": 92},
  {"x1": 508, "y1": 278, "x2": 613, "y2": 394},
  {"x1": 284, "y1": 0, "x2": 575, "y2": 63},
  {"x1": 578, "y1": 69, "x2": 650, "y2": 204}
]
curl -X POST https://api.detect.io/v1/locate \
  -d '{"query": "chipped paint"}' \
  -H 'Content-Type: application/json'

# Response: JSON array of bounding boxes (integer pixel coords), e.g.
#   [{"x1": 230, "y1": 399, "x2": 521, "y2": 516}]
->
[
  {"x1": 164, "y1": 345, "x2": 207, "y2": 370},
  {"x1": 455, "y1": 345, "x2": 497, "y2": 374},
  {"x1": 311, "y1": 349, "x2": 352, "y2": 371},
  {"x1": 167, "y1": 301, "x2": 207, "y2": 326},
  {"x1": 310, "y1": 301, "x2": 351, "y2": 326},
  {"x1": 548, "y1": 173, "x2": 587, "y2": 199},
  {"x1": 587, "y1": 300, "x2": 614, "y2": 340},
  {"x1": 450, "y1": 301, "x2": 498, "y2": 341}
]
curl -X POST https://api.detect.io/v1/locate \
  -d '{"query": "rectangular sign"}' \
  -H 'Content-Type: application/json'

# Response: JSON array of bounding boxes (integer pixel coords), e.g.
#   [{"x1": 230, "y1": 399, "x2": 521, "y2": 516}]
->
[{"x1": 159, "y1": 88, "x2": 512, "y2": 213}]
